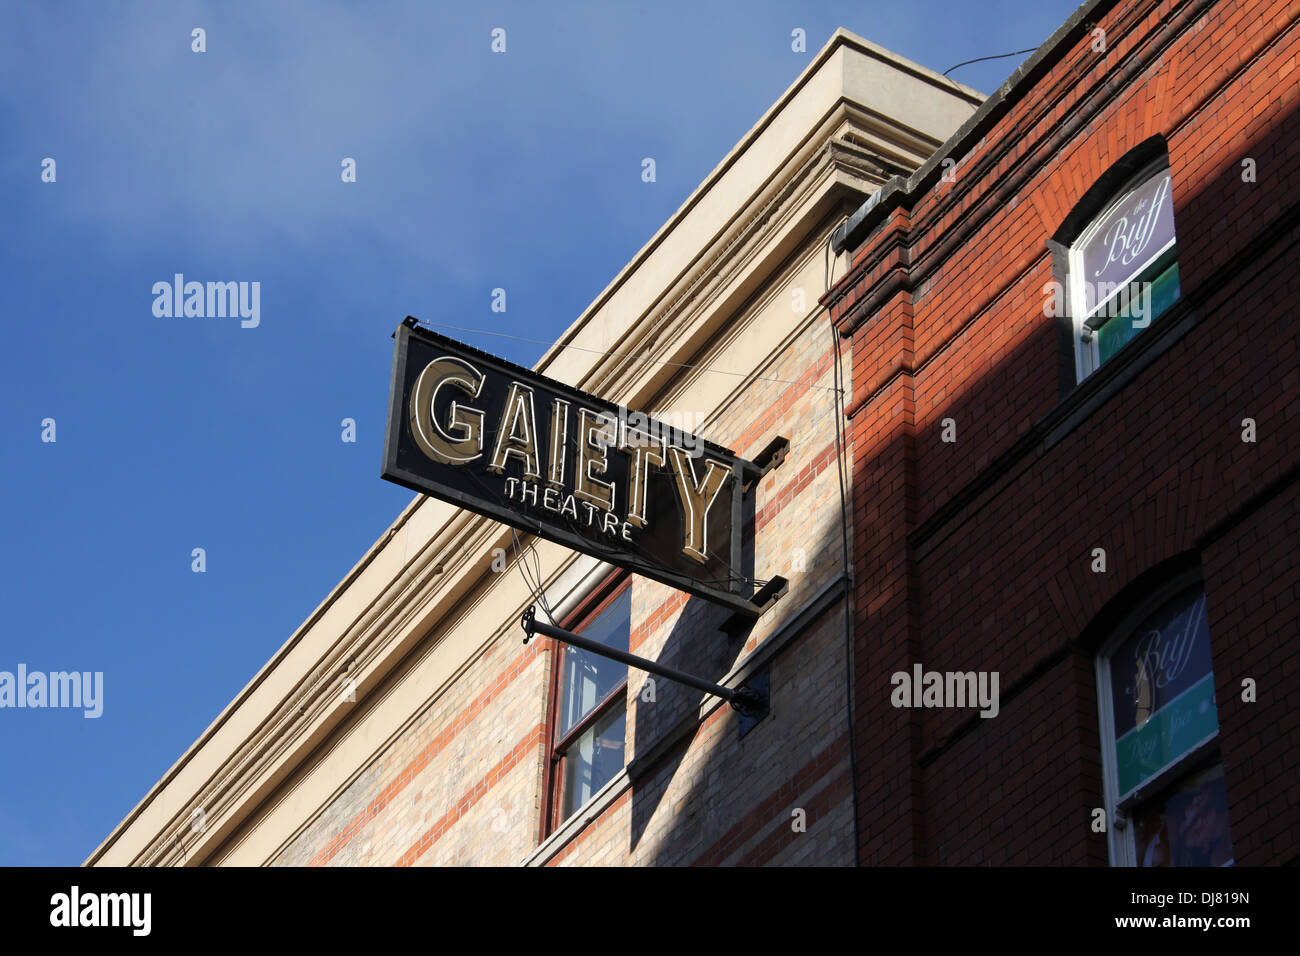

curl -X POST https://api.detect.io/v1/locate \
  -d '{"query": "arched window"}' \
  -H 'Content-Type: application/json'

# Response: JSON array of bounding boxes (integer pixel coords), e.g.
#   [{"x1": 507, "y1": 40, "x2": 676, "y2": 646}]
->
[
  {"x1": 1067, "y1": 157, "x2": 1181, "y2": 381},
  {"x1": 1095, "y1": 578, "x2": 1235, "y2": 866}
]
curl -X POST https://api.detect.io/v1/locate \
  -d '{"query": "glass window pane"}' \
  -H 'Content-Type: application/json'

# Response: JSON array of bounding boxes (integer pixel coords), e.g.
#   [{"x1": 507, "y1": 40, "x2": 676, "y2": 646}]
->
[
  {"x1": 1147, "y1": 259, "x2": 1180, "y2": 317},
  {"x1": 1095, "y1": 259, "x2": 1180, "y2": 365},
  {"x1": 561, "y1": 702, "x2": 626, "y2": 819},
  {"x1": 1096, "y1": 307, "x2": 1141, "y2": 365},
  {"x1": 1108, "y1": 588, "x2": 1218, "y2": 798},
  {"x1": 558, "y1": 586, "x2": 630, "y2": 737},
  {"x1": 1134, "y1": 764, "x2": 1235, "y2": 867}
]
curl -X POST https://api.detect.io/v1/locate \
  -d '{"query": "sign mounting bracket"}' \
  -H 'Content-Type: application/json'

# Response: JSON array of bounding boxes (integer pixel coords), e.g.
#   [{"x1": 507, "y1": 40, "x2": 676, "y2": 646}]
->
[{"x1": 520, "y1": 605, "x2": 769, "y2": 723}]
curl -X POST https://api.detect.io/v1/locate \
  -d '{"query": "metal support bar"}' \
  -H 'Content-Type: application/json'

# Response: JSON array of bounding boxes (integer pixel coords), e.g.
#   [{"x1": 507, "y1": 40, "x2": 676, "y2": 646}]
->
[
  {"x1": 740, "y1": 435, "x2": 790, "y2": 494},
  {"x1": 520, "y1": 606, "x2": 767, "y2": 718},
  {"x1": 721, "y1": 574, "x2": 789, "y2": 638}
]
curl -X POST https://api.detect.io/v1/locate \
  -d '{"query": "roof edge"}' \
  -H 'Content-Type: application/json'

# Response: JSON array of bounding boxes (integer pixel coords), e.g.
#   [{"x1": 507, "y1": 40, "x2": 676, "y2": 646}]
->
[
  {"x1": 536, "y1": 26, "x2": 982, "y2": 377},
  {"x1": 831, "y1": 0, "x2": 1119, "y2": 256}
]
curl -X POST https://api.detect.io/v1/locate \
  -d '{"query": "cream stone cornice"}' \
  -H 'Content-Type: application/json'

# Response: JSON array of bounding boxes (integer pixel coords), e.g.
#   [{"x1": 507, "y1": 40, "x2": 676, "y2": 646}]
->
[{"x1": 537, "y1": 29, "x2": 980, "y2": 401}]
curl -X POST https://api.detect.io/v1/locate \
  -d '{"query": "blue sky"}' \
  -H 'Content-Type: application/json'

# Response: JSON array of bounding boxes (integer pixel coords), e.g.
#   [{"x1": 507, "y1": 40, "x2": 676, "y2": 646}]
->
[{"x1": 0, "y1": 0, "x2": 1082, "y2": 865}]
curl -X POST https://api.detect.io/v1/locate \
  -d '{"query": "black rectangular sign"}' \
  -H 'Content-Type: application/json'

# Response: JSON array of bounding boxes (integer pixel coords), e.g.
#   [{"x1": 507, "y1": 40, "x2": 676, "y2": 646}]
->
[{"x1": 382, "y1": 319, "x2": 763, "y2": 615}]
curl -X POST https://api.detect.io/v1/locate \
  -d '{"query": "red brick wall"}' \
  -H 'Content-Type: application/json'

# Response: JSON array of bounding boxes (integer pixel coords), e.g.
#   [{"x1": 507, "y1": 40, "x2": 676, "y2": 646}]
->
[
  {"x1": 827, "y1": 0, "x2": 1300, "y2": 865},
  {"x1": 1203, "y1": 489, "x2": 1300, "y2": 865}
]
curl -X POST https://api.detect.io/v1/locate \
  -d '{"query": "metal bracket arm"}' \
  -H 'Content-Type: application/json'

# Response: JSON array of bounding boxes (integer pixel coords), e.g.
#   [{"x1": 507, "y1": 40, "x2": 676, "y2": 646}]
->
[{"x1": 520, "y1": 605, "x2": 767, "y2": 719}]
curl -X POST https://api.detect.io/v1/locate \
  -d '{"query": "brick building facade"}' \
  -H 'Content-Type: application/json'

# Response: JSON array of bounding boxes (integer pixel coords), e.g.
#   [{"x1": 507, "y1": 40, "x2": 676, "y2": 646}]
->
[{"x1": 824, "y1": 0, "x2": 1299, "y2": 865}]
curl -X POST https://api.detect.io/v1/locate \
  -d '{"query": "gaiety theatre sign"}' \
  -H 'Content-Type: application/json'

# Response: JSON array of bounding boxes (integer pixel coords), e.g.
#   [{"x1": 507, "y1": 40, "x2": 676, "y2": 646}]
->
[{"x1": 382, "y1": 320, "x2": 764, "y2": 615}]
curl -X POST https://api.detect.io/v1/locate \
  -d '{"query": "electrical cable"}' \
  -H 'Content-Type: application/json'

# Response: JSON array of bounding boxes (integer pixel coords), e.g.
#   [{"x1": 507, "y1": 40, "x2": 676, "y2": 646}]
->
[
  {"x1": 942, "y1": 47, "x2": 1036, "y2": 76},
  {"x1": 523, "y1": 535, "x2": 559, "y2": 623},
  {"x1": 414, "y1": 320, "x2": 842, "y2": 394},
  {"x1": 510, "y1": 526, "x2": 557, "y2": 624},
  {"x1": 825, "y1": 222, "x2": 861, "y2": 864}
]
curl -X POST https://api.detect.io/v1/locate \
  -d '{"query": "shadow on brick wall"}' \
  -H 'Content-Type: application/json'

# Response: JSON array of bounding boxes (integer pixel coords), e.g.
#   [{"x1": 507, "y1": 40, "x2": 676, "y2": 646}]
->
[{"x1": 616, "y1": 98, "x2": 1300, "y2": 866}]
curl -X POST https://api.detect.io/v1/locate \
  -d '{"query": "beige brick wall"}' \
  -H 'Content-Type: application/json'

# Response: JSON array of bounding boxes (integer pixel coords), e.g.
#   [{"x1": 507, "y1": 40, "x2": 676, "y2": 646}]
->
[{"x1": 275, "y1": 293, "x2": 855, "y2": 866}]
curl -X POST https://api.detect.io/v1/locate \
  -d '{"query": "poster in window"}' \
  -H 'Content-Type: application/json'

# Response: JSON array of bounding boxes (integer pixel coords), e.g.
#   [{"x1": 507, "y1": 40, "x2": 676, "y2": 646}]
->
[
  {"x1": 1109, "y1": 588, "x2": 1219, "y2": 798},
  {"x1": 1134, "y1": 764, "x2": 1235, "y2": 867}
]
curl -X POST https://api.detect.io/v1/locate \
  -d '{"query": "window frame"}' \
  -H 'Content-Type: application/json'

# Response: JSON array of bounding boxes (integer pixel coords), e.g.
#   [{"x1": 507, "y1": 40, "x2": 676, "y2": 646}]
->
[
  {"x1": 539, "y1": 569, "x2": 632, "y2": 841},
  {"x1": 1094, "y1": 572, "x2": 1227, "y2": 867},
  {"x1": 1067, "y1": 156, "x2": 1178, "y2": 383}
]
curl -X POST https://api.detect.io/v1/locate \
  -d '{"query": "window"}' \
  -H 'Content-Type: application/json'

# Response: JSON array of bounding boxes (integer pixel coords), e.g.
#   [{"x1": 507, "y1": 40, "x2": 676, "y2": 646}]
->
[
  {"x1": 542, "y1": 574, "x2": 631, "y2": 837},
  {"x1": 1096, "y1": 582, "x2": 1235, "y2": 866},
  {"x1": 1068, "y1": 158, "x2": 1180, "y2": 381}
]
